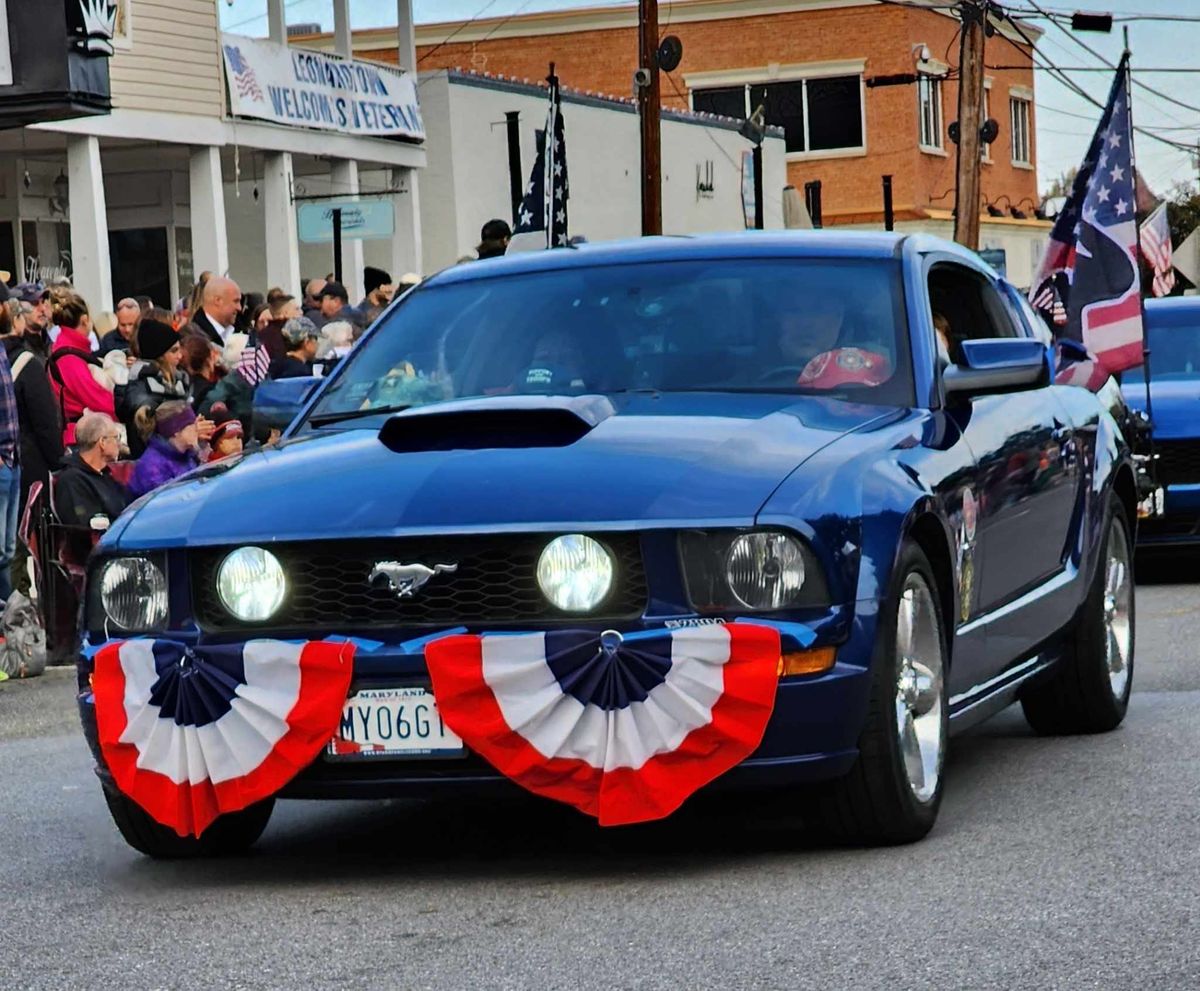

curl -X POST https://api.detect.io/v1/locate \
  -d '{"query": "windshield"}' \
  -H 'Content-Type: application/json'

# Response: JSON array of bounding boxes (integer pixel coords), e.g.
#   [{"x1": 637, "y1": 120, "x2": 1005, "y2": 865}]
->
[
  {"x1": 1124, "y1": 317, "x2": 1200, "y2": 382},
  {"x1": 305, "y1": 257, "x2": 914, "y2": 424}
]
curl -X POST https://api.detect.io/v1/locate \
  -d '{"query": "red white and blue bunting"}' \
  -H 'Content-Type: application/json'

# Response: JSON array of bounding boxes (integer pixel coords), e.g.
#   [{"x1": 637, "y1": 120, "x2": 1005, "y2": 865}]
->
[
  {"x1": 92, "y1": 639, "x2": 354, "y2": 838},
  {"x1": 424, "y1": 623, "x2": 781, "y2": 825}
]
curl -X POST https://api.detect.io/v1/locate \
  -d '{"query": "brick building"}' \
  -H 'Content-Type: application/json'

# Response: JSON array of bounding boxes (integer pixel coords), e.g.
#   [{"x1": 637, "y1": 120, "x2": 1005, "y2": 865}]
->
[{"x1": 298, "y1": 0, "x2": 1051, "y2": 285}]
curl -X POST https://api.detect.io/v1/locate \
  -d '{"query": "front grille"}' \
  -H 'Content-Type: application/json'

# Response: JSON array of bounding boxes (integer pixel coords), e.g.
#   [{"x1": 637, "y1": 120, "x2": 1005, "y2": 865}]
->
[
  {"x1": 1156, "y1": 441, "x2": 1200, "y2": 485},
  {"x1": 191, "y1": 534, "x2": 647, "y2": 632}
]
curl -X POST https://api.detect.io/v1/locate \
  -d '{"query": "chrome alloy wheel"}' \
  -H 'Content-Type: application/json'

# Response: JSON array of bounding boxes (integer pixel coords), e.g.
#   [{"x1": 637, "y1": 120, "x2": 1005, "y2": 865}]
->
[
  {"x1": 1103, "y1": 518, "x2": 1133, "y2": 700},
  {"x1": 894, "y1": 574, "x2": 945, "y2": 804}
]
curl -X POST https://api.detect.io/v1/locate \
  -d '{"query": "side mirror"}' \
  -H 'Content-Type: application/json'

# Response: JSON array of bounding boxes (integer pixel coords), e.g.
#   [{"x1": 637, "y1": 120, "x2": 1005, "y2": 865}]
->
[
  {"x1": 943, "y1": 338, "x2": 1051, "y2": 400},
  {"x1": 252, "y1": 376, "x2": 321, "y2": 434}
]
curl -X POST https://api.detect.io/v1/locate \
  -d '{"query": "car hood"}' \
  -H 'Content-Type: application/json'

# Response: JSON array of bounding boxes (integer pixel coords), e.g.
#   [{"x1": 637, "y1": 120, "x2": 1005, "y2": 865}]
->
[
  {"x1": 1121, "y1": 378, "x2": 1200, "y2": 440},
  {"x1": 110, "y1": 394, "x2": 894, "y2": 547}
]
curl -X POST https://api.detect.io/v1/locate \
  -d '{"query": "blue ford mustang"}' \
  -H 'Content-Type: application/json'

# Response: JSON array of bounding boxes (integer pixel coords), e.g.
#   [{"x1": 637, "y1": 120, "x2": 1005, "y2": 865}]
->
[
  {"x1": 1121, "y1": 296, "x2": 1200, "y2": 546},
  {"x1": 78, "y1": 232, "x2": 1137, "y2": 855}
]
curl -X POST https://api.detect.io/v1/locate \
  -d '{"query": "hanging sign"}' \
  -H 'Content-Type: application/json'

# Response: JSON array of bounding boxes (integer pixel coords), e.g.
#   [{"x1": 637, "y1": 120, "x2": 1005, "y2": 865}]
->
[
  {"x1": 221, "y1": 33, "x2": 424, "y2": 141},
  {"x1": 297, "y1": 198, "x2": 395, "y2": 244}
]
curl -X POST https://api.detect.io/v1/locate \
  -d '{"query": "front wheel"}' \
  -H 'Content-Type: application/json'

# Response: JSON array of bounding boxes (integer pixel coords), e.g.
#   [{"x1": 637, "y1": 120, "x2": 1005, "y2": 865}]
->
[
  {"x1": 1021, "y1": 494, "x2": 1134, "y2": 734},
  {"x1": 808, "y1": 541, "x2": 948, "y2": 844},
  {"x1": 103, "y1": 788, "x2": 275, "y2": 859}
]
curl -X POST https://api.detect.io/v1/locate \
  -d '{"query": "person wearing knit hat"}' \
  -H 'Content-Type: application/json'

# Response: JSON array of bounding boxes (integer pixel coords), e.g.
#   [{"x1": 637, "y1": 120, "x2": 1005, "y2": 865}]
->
[
  {"x1": 135, "y1": 318, "x2": 178, "y2": 361},
  {"x1": 118, "y1": 319, "x2": 192, "y2": 459},
  {"x1": 207, "y1": 403, "x2": 244, "y2": 462},
  {"x1": 128, "y1": 400, "x2": 204, "y2": 498}
]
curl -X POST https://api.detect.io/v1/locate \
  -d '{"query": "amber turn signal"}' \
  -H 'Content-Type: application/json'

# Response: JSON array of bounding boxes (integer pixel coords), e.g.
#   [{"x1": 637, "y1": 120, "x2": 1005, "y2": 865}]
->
[{"x1": 777, "y1": 647, "x2": 836, "y2": 678}]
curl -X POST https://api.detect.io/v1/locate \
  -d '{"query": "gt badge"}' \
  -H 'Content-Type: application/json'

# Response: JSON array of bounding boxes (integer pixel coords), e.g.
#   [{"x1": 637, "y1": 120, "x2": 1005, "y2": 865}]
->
[{"x1": 369, "y1": 561, "x2": 458, "y2": 598}]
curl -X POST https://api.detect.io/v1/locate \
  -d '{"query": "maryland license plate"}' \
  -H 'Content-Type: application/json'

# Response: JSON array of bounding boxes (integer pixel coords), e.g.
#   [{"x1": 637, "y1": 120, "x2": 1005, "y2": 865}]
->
[{"x1": 327, "y1": 686, "x2": 465, "y2": 759}]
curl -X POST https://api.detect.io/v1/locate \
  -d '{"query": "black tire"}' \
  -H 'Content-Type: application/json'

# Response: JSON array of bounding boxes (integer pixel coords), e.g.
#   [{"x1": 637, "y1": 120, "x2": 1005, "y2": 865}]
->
[
  {"x1": 807, "y1": 540, "x2": 949, "y2": 845},
  {"x1": 102, "y1": 788, "x2": 274, "y2": 859},
  {"x1": 1020, "y1": 493, "x2": 1135, "y2": 735}
]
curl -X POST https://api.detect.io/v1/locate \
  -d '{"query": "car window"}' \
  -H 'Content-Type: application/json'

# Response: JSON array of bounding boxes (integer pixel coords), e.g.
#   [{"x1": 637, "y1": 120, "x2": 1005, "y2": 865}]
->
[
  {"x1": 306, "y1": 257, "x2": 916, "y2": 423},
  {"x1": 1124, "y1": 316, "x2": 1200, "y2": 382},
  {"x1": 927, "y1": 262, "x2": 1020, "y2": 364}
]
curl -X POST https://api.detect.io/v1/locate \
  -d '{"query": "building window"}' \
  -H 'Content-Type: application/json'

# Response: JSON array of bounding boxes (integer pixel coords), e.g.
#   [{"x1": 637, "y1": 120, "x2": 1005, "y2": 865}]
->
[
  {"x1": 691, "y1": 86, "x2": 748, "y2": 120},
  {"x1": 1010, "y1": 96, "x2": 1032, "y2": 165},
  {"x1": 918, "y1": 73, "x2": 943, "y2": 150},
  {"x1": 691, "y1": 74, "x2": 864, "y2": 155}
]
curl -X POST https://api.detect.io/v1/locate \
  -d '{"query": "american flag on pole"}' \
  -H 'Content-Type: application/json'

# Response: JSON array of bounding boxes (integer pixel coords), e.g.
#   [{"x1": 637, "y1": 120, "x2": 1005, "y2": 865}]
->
[
  {"x1": 1030, "y1": 55, "x2": 1144, "y2": 383},
  {"x1": 1140, "y1": 201, "x2": 1176, "y2": 298},
  {"x1": 514, "y1": 68, "x2": 569, "y2": 248}
]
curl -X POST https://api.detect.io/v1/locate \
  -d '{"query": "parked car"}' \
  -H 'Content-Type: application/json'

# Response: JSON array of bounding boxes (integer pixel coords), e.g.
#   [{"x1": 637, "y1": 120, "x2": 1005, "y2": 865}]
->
[
  {"x1": 78, "y1": 233, "x2": 1138, "y2": 856},
  {"x1": 1121, "y1": 296, "x2": 1200, "y2": 547}
]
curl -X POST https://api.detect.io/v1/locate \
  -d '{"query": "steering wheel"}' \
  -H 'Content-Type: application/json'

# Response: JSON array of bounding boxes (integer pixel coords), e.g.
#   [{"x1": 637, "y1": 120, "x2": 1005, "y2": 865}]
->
[{"x1": 757, "y1": 365, "x2": 809, "y2": 385}]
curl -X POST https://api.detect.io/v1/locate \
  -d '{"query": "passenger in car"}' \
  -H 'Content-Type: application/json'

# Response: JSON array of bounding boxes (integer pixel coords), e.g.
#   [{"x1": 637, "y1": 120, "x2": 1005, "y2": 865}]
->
[{"x1": 776, "y1": 300, "x2": 892, "y2": 389}]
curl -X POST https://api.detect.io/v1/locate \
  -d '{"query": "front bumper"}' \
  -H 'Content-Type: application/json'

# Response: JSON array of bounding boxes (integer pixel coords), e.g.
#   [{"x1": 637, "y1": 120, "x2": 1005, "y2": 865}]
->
[
  {"x1": 1136, "y1": 483, "x2": 1200, "y2": 546},
  {"x1": 77, "y1": 606, "x2": 879, "y2": 802}
]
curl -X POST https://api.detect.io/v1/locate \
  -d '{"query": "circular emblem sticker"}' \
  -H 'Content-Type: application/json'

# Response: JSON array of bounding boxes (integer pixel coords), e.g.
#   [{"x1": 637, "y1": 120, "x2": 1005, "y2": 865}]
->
[{"x1": 962, "y1": 488, "x2": 978, "y2": 544}]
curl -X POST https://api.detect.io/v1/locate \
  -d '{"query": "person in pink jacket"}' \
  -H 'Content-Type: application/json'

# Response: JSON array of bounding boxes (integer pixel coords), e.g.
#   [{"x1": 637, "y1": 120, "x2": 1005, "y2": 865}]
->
[{"x1": 47, "y1": 288, "x2": 115, "y2": 446}]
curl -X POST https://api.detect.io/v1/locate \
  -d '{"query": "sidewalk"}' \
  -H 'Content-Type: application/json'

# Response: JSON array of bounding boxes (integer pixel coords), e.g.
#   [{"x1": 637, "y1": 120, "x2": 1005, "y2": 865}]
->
[{"x1": 0, "y1": 667, "x2": 79, "y2": 741}]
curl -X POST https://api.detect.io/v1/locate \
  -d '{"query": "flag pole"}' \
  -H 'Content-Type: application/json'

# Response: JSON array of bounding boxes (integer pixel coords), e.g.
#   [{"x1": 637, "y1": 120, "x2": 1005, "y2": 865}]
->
[{"x1": 1124, "y1": 39, "x2": 1159, "y2": 506}]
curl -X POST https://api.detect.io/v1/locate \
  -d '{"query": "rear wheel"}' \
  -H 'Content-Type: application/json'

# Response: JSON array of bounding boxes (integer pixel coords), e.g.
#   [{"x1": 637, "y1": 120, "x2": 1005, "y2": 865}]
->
[
  {"x1": 103, "y1": 788, "x2": 274, "y2": 859},
  {"x1": 809, "y1": 541, "x2": 948, "y2": 844},
  {"x1": 1021, "y1": 494, "x2": 1134, "y2": 734}
]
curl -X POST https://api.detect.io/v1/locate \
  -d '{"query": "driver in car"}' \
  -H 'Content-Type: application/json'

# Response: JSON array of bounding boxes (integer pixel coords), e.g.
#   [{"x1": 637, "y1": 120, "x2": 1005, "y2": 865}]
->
[{"x1": 777, "y1": 299, "x2": 892, "y2": 389}]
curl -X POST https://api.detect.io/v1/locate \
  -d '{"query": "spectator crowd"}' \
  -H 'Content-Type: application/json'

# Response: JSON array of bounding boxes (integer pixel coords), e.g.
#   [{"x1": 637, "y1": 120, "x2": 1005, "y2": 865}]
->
[{"x1": 0, "y1": 263, "x2": 420, "y2": 603}]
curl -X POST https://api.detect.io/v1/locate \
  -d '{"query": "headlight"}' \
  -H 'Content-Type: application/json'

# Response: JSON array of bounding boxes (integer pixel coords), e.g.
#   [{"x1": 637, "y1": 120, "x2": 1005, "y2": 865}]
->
[
  {"x1": 217, "y1": 546, "x2": 286, "y2": 622},
  {"x1": 679, "y1": 529, "x2": 829, "y2": 612},
  {"x1": 537, "y1": 534, "x2": 615, "y2": 612},
  {"x1": 99, "y1": 557, "x2": 168, "y2": 631},
  {"x1": 725, "y1": 532, "x2": 806, "y2": 609}
]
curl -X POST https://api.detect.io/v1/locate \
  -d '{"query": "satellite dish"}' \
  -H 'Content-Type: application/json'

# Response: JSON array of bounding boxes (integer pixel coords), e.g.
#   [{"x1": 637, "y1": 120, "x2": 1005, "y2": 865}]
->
[{"x1": 657, "y1": 35, "x2": 683, "y2": 73}]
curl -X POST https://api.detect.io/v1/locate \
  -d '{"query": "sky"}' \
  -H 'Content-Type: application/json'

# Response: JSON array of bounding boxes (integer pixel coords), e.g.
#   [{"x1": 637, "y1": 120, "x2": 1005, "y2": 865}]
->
[{"x1": 217, "y1": 0, "x2": 1200, "y2": 198}]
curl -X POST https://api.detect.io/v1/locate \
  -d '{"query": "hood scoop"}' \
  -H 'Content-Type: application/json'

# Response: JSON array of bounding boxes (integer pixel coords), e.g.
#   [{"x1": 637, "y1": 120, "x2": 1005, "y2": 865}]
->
[{"x1": 378, "y1": 395, "x2": 616, "y2": 453}]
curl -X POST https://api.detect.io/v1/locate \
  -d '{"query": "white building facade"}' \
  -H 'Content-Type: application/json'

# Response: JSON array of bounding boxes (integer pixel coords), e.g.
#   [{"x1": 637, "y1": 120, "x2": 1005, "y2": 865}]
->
[
  {"x1": 0, "y1": 0, "x2": 425, "y2": 312},
  {"x1": 418, "y1": 70, "x2": 789, "y2": 274}
]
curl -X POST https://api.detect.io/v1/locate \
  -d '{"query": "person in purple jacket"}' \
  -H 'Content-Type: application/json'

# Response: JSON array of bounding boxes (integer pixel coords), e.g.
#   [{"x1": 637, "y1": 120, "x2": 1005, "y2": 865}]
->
[{"x1": 128, "y1": 401, "x2": 204, "y2": 499}]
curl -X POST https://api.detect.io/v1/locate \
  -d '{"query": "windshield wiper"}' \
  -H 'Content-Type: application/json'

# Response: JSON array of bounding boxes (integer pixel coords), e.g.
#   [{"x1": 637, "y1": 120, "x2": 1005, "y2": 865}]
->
[{"x1": 307, "y1": 404, "x2": 412, "y2": 427}]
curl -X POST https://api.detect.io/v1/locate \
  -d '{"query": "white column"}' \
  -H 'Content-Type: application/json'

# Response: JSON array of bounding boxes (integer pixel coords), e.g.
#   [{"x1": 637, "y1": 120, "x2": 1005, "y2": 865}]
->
[
  {"x1": 66, "y1": 135, "x2": 112, "y2": 314},
  {"x1": 396, "y1": 0, "x2": 416, "y2": 73},
  {"x1": 330, "y1": 158, "x2": 364, "y2": 302},
  {"x1": 391, "y1": 167, "x2": 423, "y2": 276},
  {"x1": 266, "y1": 0, "x2": 287, "y2": 44},
  {"x1": 333, "y1": 0, "x2": 352, "y2": 58},
  {"x1": 188, "y1": 145, "x2": 229, "y2": 277},
  {"x1": 263, "y1": 151, "x2": 300, "y2": 294}
]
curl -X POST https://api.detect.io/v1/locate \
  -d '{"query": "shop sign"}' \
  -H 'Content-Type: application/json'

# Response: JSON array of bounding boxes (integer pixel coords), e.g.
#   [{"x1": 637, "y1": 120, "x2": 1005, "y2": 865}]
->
[
  {"x1": 297, "y1": 199, "x2": 395, "y2": 244},
  {"x1": 221, "y1": 34, "x2": 424, "y2": 141}
]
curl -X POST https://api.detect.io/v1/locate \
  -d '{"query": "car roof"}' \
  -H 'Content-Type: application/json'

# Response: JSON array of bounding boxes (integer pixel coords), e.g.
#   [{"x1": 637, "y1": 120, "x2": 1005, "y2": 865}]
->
[
  {"x1": 424, "y1": 231, "x2": 926, "y2": 288},
  {"x1": 1145, "y1": 295, "x2": 1200, "y2": 329}
]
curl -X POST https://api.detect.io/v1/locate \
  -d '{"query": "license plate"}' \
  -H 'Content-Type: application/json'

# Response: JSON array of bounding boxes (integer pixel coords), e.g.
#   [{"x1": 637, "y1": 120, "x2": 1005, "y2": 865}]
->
[{"x1": 327, "y1": 686, "x2": 465, "y2": 759}]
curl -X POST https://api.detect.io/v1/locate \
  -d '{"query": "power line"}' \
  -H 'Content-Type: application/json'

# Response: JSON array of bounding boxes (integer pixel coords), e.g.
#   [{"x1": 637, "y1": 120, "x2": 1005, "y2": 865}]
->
[
  {"x1": 1018, "y1": 0, "x2": 1200, "y2": 116},
  {"x1": 225, "y1": 0, "x2": 309, "y2": 33},
  {"x1": 418, "y1": 0, "x2": 503, "y2": 65},
  {"x1": 996, "y1": 7, "x2": 1200, "y2": 156}
]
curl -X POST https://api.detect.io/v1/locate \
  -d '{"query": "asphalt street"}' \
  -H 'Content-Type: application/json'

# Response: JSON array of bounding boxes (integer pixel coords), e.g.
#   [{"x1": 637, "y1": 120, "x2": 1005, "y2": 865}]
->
[{"x1": 2, "y1": 561, "x2": 1199, "y2": 991}]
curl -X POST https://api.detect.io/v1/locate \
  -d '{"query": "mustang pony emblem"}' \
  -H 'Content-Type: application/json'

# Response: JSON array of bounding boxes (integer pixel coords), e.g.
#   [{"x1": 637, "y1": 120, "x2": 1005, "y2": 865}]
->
[{"x1": 369, "y1": 561, "x2": 458, "y2": 598}]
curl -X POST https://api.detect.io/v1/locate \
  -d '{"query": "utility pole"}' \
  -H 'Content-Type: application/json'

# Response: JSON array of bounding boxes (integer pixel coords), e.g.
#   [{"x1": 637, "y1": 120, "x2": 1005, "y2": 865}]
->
[
  {"x1": 638, "y1": 0, "x2": 662, "y2": 235},
  {"x1": 953, "y1": 0, "x2": 987, "y2": 249}
]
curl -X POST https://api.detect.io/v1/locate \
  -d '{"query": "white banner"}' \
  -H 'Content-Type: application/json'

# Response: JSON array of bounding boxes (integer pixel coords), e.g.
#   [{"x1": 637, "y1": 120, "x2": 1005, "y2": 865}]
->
[
  {"x1": 220, "y1": 33, "x2": 424, "y2": 141},
  {"x1": 0, "y1": 1, "x2": 12, "y2": 87}
]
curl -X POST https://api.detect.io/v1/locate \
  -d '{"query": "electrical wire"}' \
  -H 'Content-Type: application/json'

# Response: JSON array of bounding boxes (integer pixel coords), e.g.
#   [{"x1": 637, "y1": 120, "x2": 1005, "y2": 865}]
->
[
  {"x1": 1017, "y1": 0, "x2": 1200, "y2": 116},
  {"x1": 418, "y1": 0, "x2": 503, "y2": 64},
  {"x1": 996, "y1": 7, "x2": 1200, "y2": 155}
]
